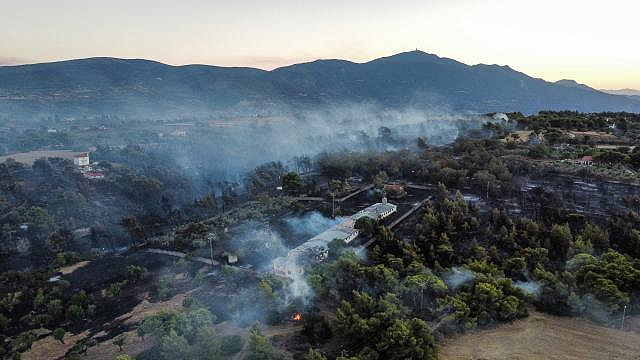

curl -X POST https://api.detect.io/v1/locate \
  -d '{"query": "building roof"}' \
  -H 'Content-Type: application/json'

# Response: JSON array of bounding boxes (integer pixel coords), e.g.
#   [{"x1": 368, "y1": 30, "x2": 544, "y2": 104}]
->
[
  {"x1": 283, "y1": 201, "x2": 396, "y2": 259},
  {"x1": 353, "y1": 201, "x2": 397, "y2": 220},
  {"x1": 273, "y1": 200, "x2": 398, "y2": 276}
]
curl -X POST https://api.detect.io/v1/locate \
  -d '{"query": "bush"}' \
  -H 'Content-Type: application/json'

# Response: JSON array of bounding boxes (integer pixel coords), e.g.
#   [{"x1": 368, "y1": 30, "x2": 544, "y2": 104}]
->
[
  {"x1": 66, "y1": 304, "x2": 85, "y2": 324},
  {"x1": 302, "y1": 312, "x2": 332, "y2": 345},
  {"x1": 220, "y1": 335, "x2": 245, "y2": 355},
  {"x1": 125, "y1": 265, "x2": 148, "y2": 283}
]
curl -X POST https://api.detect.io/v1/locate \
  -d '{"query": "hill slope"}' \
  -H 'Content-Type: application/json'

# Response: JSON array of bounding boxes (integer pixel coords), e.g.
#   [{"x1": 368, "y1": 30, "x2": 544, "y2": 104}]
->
[
  {"x1": 440, "y1": 311, "x2": 640, "y2": 360},
  {"x1": 1, "y1": 51, "x2": 639, "y2": 119}
]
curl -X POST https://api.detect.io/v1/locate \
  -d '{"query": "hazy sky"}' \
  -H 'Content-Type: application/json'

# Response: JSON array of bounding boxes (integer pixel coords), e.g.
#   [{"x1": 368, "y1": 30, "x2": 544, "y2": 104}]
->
[{"x1": 1, "y1": 0, "x2": 638, "y2": 89}]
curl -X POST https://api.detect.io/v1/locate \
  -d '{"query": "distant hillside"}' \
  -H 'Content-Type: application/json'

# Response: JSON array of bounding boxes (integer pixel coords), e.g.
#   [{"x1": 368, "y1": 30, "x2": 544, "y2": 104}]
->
[
  {"x1": 601, "y1": 88, "x2": 640, "y2": 97},
  {"x1": 1, "y1": 51, "x2": 640, "y2": 119},
  {"x1": 554, "y1": 79, "x2": 595, "y2": 91},
  {"x1": 600, "y1": 88, "x2": 640, "y2": 102}
]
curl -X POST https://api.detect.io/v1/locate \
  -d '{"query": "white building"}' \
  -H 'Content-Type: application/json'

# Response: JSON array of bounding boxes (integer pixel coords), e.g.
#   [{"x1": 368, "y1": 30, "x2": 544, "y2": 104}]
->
[
  {"x1": 273, "y1": 198, "x2": 397, "y2": 278},
  {"x1": 492, "y1": 113, "x2": 509, "y2": 122},
  {"x1": 73, "y1": 152, "x2": 90, "y2": 167},
  {"x1": 171, "y1": 130, "x2": 187, "y2": 137}
]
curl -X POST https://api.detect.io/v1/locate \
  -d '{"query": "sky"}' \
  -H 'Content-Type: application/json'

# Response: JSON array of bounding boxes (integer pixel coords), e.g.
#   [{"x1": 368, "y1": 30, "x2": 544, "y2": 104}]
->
[{"x1": 1, "y1": 0, "x2": 639, "y2": 89}]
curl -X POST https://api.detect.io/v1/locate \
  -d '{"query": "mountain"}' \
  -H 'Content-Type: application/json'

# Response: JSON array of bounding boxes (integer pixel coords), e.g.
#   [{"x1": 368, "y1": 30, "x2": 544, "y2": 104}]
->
[
  {"x1": 554, "y1": 79, "x2": 595, "y2": 91},
  {"x1": 1, "y1": 51, "x2": 639, "y2": 119},
  {"x1": 600, "y1": 88, "x2": 640, "y2": 103},
  {"x1": 600, "y1": 88, "x2": 640, "y2": 97}
]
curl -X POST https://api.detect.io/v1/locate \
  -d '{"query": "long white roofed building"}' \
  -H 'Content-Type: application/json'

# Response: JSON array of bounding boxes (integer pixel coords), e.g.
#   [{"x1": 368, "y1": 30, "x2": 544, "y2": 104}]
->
[{"x1": 273, "y1": 198, "x2": 397, "y2": 278}]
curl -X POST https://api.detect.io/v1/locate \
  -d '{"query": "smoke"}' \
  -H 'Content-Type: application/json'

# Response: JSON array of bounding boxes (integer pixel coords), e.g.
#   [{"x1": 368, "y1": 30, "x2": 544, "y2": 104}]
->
[
  {"x1": 514, "y1": 280, "x2": 541, "y2": 298},
  {"x1": 443, "y1": 267, "x2": 475, "y2": 289},
  {"x1": 568, "y1": 293, "x2": 621, "y2": 324},
  {"x1": 228, "y1": 211, "x2": 346, "y2": 301},
  {"x1": 283, "y1": 211, "x2": 344, "y2": 238},
  {"x1": 143, "y1": 102, "x2": 487, "y2": 194},
  {"x1": 226, "y1": 220, "x2": 288, "y2": 271},
  {"x1": 274, "y1": 256, "x2": 311, "y2": 300}
]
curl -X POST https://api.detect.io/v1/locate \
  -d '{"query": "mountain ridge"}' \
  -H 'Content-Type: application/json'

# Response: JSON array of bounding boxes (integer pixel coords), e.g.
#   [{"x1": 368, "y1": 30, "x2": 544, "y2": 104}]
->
[{"x1": 1, "y1": 51, "x2": 639, "y2": 119}]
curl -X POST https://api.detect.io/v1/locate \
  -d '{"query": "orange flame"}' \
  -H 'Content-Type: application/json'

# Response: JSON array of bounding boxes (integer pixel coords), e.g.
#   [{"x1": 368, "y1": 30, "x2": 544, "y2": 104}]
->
[{"x1": 292, "y1": 313, "x2": 302, "y2": 321}]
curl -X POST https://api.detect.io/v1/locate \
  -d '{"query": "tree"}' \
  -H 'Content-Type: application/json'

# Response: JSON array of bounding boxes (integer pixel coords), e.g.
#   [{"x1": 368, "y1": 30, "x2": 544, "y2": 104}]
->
[
  {"x1": 220, "y1": 335, "x2": 244, "y2": 356},
  {"x1": 247, "y1": 322, "x2": 277, "y2": 360},
  {"x1": 115, "y1": 355, "x2": 132, "y2": 360},
  {"x1": 402, "y1": 272, "x2": 447, "y2": 313},
  {"x1": 221, "y1": 182, "x2": 238, "y2": 211},
  {"x1": 49, "y1": 229, "x2": 74, "y2": 253},
  {"x1": 566, "y1": 250, "x2": 639, "y2": 320},
  {"x1": 125, "y1": 265, "x2": 147, "y2": 283},
  {"x1": 66, "y1": 304, "x2": 85, "y2": 324},
  {"x1": 302, "y1": 311, "x2": 332, "y2": 345},
  {"x1": 193, "y1": 326, "x2": 222, "y2": 359},
  {"x1": 373, "y1": 171, "x2": 389, "y2": 189},
  {"x1": 245, "y1": 162, "x2": 286, "y2": 195},
  {"x1": 121, "y1": 217, "x2": 144, "y2": 245},
  {"x1": 11, "y1": 331, "x2": 36, "y2": 353},
  {"x1": 503, "y1": 257, "x2": 526, "y2": 280},
  {"x1": 306, "y1": 348, "x2": 328, "y2": 360},
  {"x1": 108, "y1": 281, "x2": 125, "y2": 297},
  {"x1": 327, "y1": 238, "x2": 347, "y2": 259},
  {"x1": 282, "y1": 172, "x2": 303, "y2": 195},
  {"x1": 528, "y1": 144, "x2": 551, "y2": 158},
  {"x1": 355, "y1": 216, "x2": 378, "y2": 237},
  {"x1": 0, "y1": 313, "x2": 9, "y2": 333},
  {"x1": 335, "y1": 291, "x2": 437, "y2": 360},
  {"x1": 159, "y1": 330, "x2": 190, "y2": 360},
  {"x1": 47, "y1": 299, "x2": 63, "y2": 318},
  {"x1": 579, "y1": 224, "x2": 609, "y2": 253},
  {"x1": 548, "y1": 224, "x2": 572, "y2": 260},
  {"x1": 113, "y1": 334, "x2": 126, "y2": 352},
  {"x1": 376, "y1": 318, "x2": 437, "y2": 360},
  {"x1": 53, "y1": 328, "x2": 65, "y2": 344}
]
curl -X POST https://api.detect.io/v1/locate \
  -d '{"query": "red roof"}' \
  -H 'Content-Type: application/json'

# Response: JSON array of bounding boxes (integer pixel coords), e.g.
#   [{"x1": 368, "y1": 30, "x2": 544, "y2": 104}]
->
[
  {"x1": 581, "y1": 156, "x2": 593, "y2": 161},
  {"x1": 74, "y1": 152, "x2": 89, "y2": 158}
]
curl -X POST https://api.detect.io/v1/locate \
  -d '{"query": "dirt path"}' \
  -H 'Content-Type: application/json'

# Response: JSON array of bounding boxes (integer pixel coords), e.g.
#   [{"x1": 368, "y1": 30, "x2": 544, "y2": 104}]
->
[
  {"x1": 58, "y1": 260, "x2": 91, "y2": 274},
  {"x1": 439, "y1": 311, "x2": 640, "y2": 360},
  {"x1": 145, "y1": 248, "x2": 220, "y2": 266}
]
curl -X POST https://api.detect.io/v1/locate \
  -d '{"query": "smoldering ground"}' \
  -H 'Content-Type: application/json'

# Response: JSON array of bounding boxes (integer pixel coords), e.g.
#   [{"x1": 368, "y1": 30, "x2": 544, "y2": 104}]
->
[
  {"x1": 203, "y1": 211, "x2": 345, "y2": 325},
  {"x1": 227, "y1": 211, "x2": 343, "y2": 291}
]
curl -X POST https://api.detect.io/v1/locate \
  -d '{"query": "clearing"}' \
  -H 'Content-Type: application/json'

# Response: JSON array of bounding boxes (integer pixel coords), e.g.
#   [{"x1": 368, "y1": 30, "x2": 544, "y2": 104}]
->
[{"x1": 439, "y1": 311, "x2": 640, "y2": 360}]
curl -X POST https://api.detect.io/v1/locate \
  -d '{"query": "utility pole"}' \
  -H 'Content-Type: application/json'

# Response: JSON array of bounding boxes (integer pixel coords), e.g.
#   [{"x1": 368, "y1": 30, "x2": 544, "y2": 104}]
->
[
  {"x1": 207, "y1": 232, "x2": 216, "y2": 265},
  {"x1": 331, "y1": 192, "x2": 335, "y2": 218},
  {"x1": 486, "y1": 181, "x2": 490, "y2": 199}
]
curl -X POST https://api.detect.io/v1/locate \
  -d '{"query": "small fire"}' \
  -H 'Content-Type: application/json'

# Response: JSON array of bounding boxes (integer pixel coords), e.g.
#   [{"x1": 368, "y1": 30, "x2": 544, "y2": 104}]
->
[{"x1": 292, "y1": 313, "x2": 302, "y2": 321}]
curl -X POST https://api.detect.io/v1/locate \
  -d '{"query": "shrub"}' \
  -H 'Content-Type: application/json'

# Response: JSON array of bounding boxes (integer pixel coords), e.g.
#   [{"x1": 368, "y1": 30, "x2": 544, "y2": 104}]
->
[{"x1": 220, "y1": 335, "x2": 245, "y2": 355}]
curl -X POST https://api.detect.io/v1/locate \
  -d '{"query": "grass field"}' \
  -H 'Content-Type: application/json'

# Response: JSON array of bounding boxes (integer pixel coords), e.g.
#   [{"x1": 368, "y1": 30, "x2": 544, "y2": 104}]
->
[{"x1": 440, "y1": 311, "x2": 640, "y2": 360}]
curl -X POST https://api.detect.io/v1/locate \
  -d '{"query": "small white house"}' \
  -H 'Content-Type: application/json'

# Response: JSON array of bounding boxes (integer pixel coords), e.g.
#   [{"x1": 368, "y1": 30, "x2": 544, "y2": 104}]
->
[
  {"x1": 492, "y1": 113, "x2": 509, "y2": 122},
  {"x1": 73, "y1": 152, "x2": 90, "y2": 167}
]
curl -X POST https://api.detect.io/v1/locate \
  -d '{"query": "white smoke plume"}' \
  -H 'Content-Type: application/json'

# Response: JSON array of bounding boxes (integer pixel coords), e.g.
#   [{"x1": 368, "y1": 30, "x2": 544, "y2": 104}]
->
[{"x1": 443, "y1": 267, "x2": 475, "y2": 290}]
